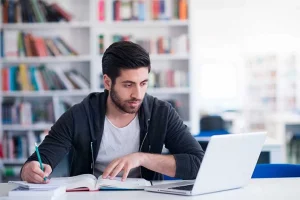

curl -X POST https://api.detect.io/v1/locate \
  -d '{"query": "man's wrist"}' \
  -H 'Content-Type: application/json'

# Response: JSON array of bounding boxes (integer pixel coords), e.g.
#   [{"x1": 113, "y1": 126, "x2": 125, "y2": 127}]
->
[{"x1": 137, "y1": 152, "x2": 148, "y2": 167}]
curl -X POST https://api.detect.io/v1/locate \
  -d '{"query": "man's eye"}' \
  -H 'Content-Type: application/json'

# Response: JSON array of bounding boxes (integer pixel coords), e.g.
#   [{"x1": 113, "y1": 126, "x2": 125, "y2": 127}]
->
[
  {"x1": 125, "y1": 84, "x2": 132, "y2": 88},
  {"x1": 141, "y1": 82, "x2": 147, "y2": 86}
]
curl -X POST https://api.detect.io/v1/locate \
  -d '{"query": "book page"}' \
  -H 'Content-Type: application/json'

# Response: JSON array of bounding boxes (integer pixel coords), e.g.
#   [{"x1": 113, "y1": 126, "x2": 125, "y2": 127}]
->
[
  {"x1": 50, "y1": 174, "x2": 97, "y2": 190},
  {"x1": 96, "y1": 175, "x2": 151, "y2": 190},
  {"x1": 9, "y1": 174, "x2": 97, "y2": 191}
]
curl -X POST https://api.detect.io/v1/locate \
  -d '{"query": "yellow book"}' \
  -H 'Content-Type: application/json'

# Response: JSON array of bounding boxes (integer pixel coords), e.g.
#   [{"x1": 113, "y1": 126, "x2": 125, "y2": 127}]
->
[{"x1": 18, "y1": 64, "x2": 33, "y2": 91}]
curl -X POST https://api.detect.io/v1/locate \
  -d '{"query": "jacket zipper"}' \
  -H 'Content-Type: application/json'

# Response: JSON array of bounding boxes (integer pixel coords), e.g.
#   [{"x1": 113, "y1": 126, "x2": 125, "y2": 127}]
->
[
  {"x1": 90, "y1": 141, "x2": 95, "y2": 175},
  {"x1": 139, "y1": 119, "x2": 150, "y2": 178}
]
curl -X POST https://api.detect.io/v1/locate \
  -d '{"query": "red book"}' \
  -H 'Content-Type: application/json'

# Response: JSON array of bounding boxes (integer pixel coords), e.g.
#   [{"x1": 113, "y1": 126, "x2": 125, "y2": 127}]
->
[
  {"x1": 33, "y1": 38, "x2": 43, "y2": 57},
  {"x1": 152, "y1": 0, "x2": 160, "y2": 20},
  {"x1": 39, "y1": 38, "x2": 49, "y2": 57},
  {"x1": 2, "y1": 68, "x2": 9, "y2": 91},
  {"x1": 2, "y1": 0, "x2": 8, "y2": 23},
  {"x1": 98, "y1": 0, "x2": 105, "y2": 21},
  {"x1": 51, "y1": 3, "x2": 72, "y2": 21},
  {"x1": 115, "y1": 0, "x2": 121, "y2": 21},
  {"x1": 0, "y1": 143, "x2": 3, "y2": 158}
]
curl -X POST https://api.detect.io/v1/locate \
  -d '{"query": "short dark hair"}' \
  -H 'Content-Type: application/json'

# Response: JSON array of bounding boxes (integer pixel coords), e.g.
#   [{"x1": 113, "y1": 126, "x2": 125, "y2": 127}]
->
[{"x1": 102, "y1": 41, "x2": 151, "y2": 84}]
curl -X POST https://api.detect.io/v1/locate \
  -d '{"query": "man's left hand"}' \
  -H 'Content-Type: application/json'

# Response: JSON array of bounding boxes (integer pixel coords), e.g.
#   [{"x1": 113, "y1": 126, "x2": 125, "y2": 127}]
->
[{"x1": 102, "y1": 152, "x2": 144, "y2": 181}]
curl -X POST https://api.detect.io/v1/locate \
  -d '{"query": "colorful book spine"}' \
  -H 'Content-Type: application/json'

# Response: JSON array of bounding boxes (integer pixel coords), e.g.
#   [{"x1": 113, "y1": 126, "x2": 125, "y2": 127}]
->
[
  {"x1": 99, "y1": 34, "x2": 105, "y2": 54},
  {"x1": 98, "y1": 0, "x2": 105, "y2": 21}
]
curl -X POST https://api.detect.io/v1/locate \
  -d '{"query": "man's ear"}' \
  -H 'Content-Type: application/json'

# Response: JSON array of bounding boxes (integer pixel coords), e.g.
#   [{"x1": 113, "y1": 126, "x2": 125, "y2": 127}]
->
[{"x1": 103, "y1": 74, "x2": 112, "y2": 90}]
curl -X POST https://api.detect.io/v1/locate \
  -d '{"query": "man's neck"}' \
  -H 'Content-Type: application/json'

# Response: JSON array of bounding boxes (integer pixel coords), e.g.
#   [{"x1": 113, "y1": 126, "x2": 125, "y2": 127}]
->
[{"x1": 106, "y1": 95, "x2": 137, "y2": 128}]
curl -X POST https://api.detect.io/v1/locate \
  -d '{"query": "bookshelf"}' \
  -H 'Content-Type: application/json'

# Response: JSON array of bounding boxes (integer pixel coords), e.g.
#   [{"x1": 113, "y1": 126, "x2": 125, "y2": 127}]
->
[
  {"x1": 244, "y1": 53, "x2": 300, "y2": 133},
  {"x1": 0, "y1": 0, "x2": 194, "y2": 182}
]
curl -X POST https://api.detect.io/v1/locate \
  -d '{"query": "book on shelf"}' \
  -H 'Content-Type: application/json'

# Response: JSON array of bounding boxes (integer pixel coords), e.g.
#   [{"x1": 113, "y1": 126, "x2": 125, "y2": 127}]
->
[
  {"x1": 0, "y1": 31, "x2": 4, "y2": 58},
  {"x1": 53, "y1": 98, "x2": 73, "y2": 122},
  {"x1": 2, "y1": 130, "x2": 49, "y2": 160},
  {"x1": 98, "y1": 34, "x2": 105, "y2": 54},
  {"x1": 109, "y1": 0, "x2": 188, "y2": 21},
  {"x1": 2, "y1": 132, "x2": 29, "y2": 160},
  {"x1": 99, "y1": 34, "x2": 189, "y2": 55},
  {"x1": 165, "y1": 99, "x2": 182, "y2": 114},
  {"x1": 0, "y1": 143, "x2": 3, "y2": 158},
  {"x1": 3, "y1": 31, "x2": 78, "y2": 58},
  {"x1": 2, "y1": 99, "x2": 55, "y2": 124},
  {"x1": 10, "y1": 174, "x2": 152, "y2": 191},
  {"x1": 2, "y1": 0, "x2": 72, "y2": 23},
  {"x1": 98, "y1": 0, "x2": 105, "y2": 21},
  {"x1": 1, "y1": 64, "x2": 90, "y2": 92},
  {"x1": 2, "y1": 166, "x2": 22, "y2": 178},
  {"x1": 148, "y1": 69, "x2": 189, "y2": 88}
]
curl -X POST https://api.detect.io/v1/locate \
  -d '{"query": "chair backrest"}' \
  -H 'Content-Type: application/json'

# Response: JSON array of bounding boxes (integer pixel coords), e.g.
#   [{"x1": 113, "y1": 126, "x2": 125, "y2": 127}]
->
[
  {"x1": 252, "y1": 164, "x2": 300, "y2": 178},
  {"x1": 200, "y1": 115, "x2": 225, "y2": 131}
]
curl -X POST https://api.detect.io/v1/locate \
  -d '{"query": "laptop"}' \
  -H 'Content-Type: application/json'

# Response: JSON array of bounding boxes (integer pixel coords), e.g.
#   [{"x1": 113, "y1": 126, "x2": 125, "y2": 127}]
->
[{"x1": 145, "y1": 132, "x2": 267, "y2": 196}]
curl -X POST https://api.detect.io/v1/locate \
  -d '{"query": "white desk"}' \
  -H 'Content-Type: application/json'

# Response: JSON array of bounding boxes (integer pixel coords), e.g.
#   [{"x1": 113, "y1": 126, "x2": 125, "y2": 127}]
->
[
  {"x1": 1, "y1": 178, "x2": 300, "y2": 200},
  {"x1": 194, "y1": 136, "x2": 284, "y2": 164}
]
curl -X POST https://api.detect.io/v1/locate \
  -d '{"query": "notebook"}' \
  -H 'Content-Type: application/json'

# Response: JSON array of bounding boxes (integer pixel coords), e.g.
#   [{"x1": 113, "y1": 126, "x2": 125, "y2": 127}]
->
[
  {"x1": 8, "y1": 186, "x2": 66, "y2": 200},
  {"x1": 9, "y1": 174, "x2": 152, "y2": 191}
]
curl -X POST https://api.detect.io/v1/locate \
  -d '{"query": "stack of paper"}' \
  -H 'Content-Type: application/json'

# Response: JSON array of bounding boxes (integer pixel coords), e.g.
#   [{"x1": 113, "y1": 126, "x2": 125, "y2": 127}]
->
[{"x1": 8, "y1": 183, "x2": 66, "y2": 200}]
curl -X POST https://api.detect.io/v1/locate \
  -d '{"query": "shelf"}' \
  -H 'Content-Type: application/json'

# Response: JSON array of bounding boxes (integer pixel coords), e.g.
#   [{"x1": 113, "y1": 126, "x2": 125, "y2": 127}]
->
[
  {"x1": 2, "y1": 159, "x2": 27, "y2": 165},
  {"x1": 147, "y1": 87, "x2": 190, "y2": 94},
  {"x1": 1, "y1": 55, "x2": 91, "y2": 64},
  {"x1": 1, "y1": 88, "x2": 189, "y2": 97},
  {"x1": 1, "y1": 90, "x2": 91, "y2": 97},
  {"x1": 93, "y1": 88, "x2": 189, "y2": 94},
  {"x1": 2, "y1": 124, "x2": 52, "y2": 131},
  {"x1": 97, "y1": 20, "x2": 188, "y2": 27},
  {"x1": 97, "y1": 54, "x2": 189, "y2": 61},
  {"x1": 150, "y1": 54, "x2": 189, "y2": 60},
  {"x1": 1, "y1": 22, "x2": 91, "y2": 29}
]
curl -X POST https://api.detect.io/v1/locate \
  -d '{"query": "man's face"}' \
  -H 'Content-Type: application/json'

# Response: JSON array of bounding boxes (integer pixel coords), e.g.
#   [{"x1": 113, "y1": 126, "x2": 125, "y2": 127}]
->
[{"x1": 109, "y1": 67, "x2": 149, "y2": 114}]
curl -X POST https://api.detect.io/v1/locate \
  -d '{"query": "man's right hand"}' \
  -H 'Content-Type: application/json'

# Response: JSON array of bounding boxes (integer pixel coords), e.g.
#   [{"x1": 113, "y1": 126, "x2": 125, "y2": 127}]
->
[{"x1": 21, "y1": 161, "x2": 52, "y2": 183}]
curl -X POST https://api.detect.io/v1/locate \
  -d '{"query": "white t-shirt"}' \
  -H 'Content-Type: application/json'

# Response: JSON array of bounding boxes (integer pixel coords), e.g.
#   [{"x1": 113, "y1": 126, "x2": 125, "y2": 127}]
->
[{"x1": 95, "y1": 115, "x2": 140, "y2": 178}]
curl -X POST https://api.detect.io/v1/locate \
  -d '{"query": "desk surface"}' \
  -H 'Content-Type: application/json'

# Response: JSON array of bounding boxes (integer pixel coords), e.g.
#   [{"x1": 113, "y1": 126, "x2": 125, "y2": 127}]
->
[{"x1": 1, "y1": 178, "x2": 300, "y2": 200}]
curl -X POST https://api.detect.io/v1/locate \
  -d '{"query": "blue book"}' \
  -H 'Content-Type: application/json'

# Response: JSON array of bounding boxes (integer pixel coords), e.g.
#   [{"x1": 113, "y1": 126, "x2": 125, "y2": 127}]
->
[
  {"x1": 138, "y1": 1, "x2": 145, "y2": 21},
  {"x1": 159, "y1": 0, "x2": 165, "y2": 20},
  {"x1": 0, "y1": 31, "x2": 3, "y2": 57},
  {"x1": 8, "y1": 0, "x2": 15, "y2": 23},
  {"x1": 9, "y1": 66, "x2": 17, "y2": 91},
  {"x1": 29, "y1": 67, "x2": 39, "y2": 91}
]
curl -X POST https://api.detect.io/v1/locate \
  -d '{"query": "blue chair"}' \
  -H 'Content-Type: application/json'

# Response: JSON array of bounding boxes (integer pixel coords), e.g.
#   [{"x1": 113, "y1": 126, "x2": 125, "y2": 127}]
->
[
  {"x1": 252, "y1": 164, "x2": 300, "y2": 178},
  {"x1": 288, "y1": 133, "x2": 300, "y2": 163}
]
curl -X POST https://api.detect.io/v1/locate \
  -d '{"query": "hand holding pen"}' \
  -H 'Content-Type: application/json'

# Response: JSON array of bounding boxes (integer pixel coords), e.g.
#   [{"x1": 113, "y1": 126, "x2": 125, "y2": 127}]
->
[
  {"x1": 35, "y1": 142, "x2": 50, "y2": 182},
  {"x1": 20, "y1": 143, "x2": 52, "y2": 183}
]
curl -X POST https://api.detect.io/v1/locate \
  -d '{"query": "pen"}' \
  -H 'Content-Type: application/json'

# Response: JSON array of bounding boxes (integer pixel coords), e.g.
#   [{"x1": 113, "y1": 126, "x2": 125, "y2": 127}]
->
[{"x1": 35, "y1": 142, "x2": 47, "y2": 181}]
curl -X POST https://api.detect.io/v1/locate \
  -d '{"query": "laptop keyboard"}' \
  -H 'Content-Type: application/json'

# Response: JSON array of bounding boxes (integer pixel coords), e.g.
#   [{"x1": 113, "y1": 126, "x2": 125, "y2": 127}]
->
[{"x1": 169, "y1": 184, "x2": 194, "y2": 191}]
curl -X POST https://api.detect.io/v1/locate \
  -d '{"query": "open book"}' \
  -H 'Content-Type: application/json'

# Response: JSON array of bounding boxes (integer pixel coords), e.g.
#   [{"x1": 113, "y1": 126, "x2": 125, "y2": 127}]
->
[{"x1": 9, "y1": 174, "x2": 152, "y2": 191}]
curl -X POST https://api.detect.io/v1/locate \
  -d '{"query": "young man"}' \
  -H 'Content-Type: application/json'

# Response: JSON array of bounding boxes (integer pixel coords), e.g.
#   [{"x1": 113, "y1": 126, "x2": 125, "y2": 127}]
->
[{"x1": 21, "y1": 41, "x2": 204, "y2": 183}]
